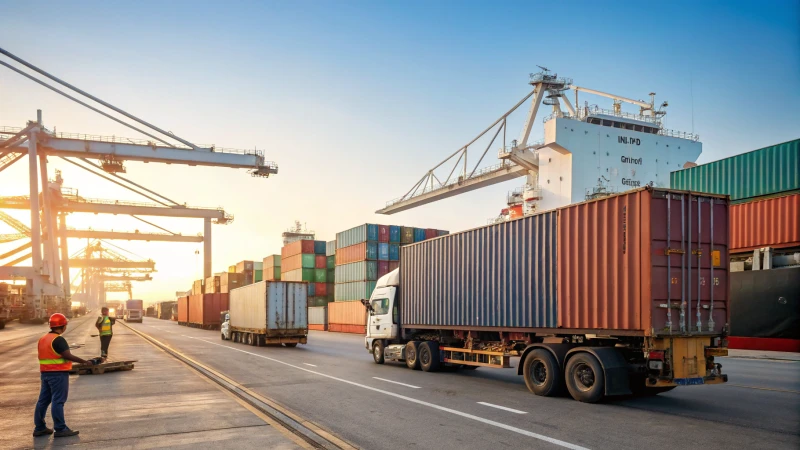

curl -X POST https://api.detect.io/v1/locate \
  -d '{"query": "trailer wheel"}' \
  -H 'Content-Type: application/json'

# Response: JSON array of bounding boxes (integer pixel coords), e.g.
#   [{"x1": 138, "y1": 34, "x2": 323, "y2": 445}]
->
[
  {"x1": 373, "y1": 340, "x2": 385, "y2": 364},
  {"x1": 522, "y1": 349, "x2": 562, "y2": 396},
  {"x1": 405, "y1": 341, "x2": 421, "y2": 370},
  {"x1": 565, "y1": 352, "x2": 605, "y2": 403},
  {"x1": 247, "y1": 333, "x2": 255, "y2": 346},
  {"x1": 284, "y1": 343, "x2": 298, "y2": 348},
  {"x1": 419, "y1": 341, "x2": 440, "y2": 372}
]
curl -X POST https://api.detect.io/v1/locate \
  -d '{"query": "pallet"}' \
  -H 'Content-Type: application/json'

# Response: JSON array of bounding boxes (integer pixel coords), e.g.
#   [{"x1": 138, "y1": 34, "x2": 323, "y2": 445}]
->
[{"x1": 69, "y1": 359, "x2": 137, "y2": 375}]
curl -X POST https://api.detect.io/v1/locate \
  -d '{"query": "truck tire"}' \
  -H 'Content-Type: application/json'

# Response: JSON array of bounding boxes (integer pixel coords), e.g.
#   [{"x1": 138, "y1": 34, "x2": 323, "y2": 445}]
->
[
  {"x1": 373, "y1": 340, "x2": 385, "y2": 364},
  {"x1": 405, "y1": 341, "x2": 421, "y2": 370},
  {"x1": 522, "y1": 349, "x2": 562, "y2": 397},
  {"x1": 419, "y1": 341, "x2": 440, "y2": 372},
  {"x1": 565, "y1": 352, "x2": 605, "y2": 403},
  {"x1": 284, "y1": 343, "x2": 298, "y2": 348}
]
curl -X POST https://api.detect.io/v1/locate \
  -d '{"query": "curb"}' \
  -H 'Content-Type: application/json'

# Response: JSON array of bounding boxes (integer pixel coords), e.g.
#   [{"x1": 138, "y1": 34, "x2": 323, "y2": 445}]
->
[{"x1": 120, "y1": 321, "x2": 356, "y2": 450}]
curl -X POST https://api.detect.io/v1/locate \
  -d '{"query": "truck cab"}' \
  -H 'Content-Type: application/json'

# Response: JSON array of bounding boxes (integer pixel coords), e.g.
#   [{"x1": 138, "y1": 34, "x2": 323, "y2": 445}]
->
[{"x1": 364, "y1": 270, "x2": 400, "y2": 359}]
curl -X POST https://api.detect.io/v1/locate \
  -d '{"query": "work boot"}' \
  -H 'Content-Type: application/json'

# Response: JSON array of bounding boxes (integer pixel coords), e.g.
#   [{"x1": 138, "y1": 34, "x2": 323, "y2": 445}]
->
[
  {"x1": 32, "y1": 427, "x2": 54, "y2": 437},
  {"x1": 54, "y1": 428, "x2": 79, "y2": 438}
]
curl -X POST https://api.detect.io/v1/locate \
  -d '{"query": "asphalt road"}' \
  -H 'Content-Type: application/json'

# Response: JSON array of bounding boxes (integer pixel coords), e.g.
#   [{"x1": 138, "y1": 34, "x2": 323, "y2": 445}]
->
[{"x1": 125, "y1": 320, "x2": 800, "y2": 450}]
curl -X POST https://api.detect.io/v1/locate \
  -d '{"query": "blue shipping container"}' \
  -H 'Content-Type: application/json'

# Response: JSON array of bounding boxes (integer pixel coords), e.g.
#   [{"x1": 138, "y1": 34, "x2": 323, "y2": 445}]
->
[
  {"x1": 378, "y1": 243, "x2": 389, "y2": 261},
  {"x1": 389, "y1": 243, "x2": 399, "y2": 261},
  {"x1": 367, "y1": 224, "x2": 379, "y2": 242},
  {"x1": 413, "y1": 228, "x2": 426, "y2": 242},
  {"x1": 314, "y1": 240, "x2": 327, "y2": 255},
  {"x1": 389, "y1": 226, "x2": 401, "y2": 243},
  {"x1": 366, "y1": 242, "x2": 378, "y2": 260},
  {"x1": 308, "y1": 282, "x2": 316, "y2": 297},
  {"x1": 400, "y1": 211, "x2": 557, "y2": 328}
]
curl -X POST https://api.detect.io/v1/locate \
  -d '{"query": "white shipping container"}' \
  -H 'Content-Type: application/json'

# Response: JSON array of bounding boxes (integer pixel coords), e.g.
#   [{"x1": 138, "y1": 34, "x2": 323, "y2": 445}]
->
[
  {"x1": 229, "y1": 281, "x2": 308, "y2": 335},
  {"x1": 308, "y1": 306, "x2": 328, "y2": 325}
]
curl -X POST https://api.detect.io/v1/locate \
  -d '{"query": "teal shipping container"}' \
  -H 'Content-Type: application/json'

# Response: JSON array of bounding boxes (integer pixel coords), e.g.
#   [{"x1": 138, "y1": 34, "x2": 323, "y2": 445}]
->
[
  {"x1": 378, "y1": 243, "x2": 389, "y2": 261},
  {"x1": 314, "y1": 268, "x2": 327, "y2": 283},
  {"x1": 282, "y1": 268, "x2": 315, "y2": 282},
  {"x1": 334, "y1": 281, "x2": 377, "y2": 301},
  {"x1": 314, "y1": 240, "x2": 327, "y2": 255},
  {"x1": 336, "y1": 224, "x2": 380, "y2": 248},
  {"x1": 326, "y1": 240, "x2": 337, "y2": 257},
  {"x1": 308, "y1": 282, "x2": 316, "y2": 296},
  {"x1": 413, "y1": 228, "x2": 426, "y2": 242},
  {"x1": 389, "y1": 225, "x2": 401, "y2": 243},
  {"x1": 326, "y1": 255, "x2": 335, "y2": 269},
  {"x1": 389, "y1": 243, "x2": 399, "y2": 261},
  {"x1": 335, "y1": 261, "x2": 378, "y2": 283},
  {"x1": 327, "y1": 268, "x2": 335, "y2": 283},
  {"x1": 302, "y1": 254, "x2": 316, "y2": 269},
  {"x1": 670, "y1": 139, "x2": 799, "y2": 201},
  {"x1": 308, "y1": 296, "x2": 330, "y2": 308},
  {"x1": 254, "y1": 270, "x2": 263, "y2": 282}
]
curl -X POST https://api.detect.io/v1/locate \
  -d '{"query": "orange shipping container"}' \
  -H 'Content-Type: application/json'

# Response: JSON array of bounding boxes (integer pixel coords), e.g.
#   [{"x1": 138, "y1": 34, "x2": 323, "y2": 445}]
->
[
  {"x1": 328, "y1": 301, "x2": 367, "y2": 326},
  {"x1": 335, "y1": 242, "x2": 370, "y2": 265},
  {"x1": 282, "y1": 254, "x2": 303, "y2": 272},
  {"x1": 282, "y1": 240, "x2": 315, "y2": 259},
  {"x1": 177, "y1": 296, "x2": 189, "y2": 323},
  {"x1": 328, "y1": 323, "x2": 365, "y2": 334},
  {"x1": 558, "y1": 188, "x2": 729, "y2": 335},
  {"x1": 730, "y1": 193, "x2": 800, "y2": 253}
]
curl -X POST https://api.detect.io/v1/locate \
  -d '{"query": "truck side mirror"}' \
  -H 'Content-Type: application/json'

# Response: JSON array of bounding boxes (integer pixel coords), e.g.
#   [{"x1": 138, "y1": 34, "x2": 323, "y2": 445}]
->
[{"x1": 361, "y1": 298, "x2": 374, "y2": 313}]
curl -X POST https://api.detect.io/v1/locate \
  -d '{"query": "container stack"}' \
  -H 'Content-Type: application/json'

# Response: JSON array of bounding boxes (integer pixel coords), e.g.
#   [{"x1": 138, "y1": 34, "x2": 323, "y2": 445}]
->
[
  {"x1": 262, "y1": 255, "x2": 281, "y2": 281},
  {"x1": 204, "y1": 275, "x2": 221, "y2": 294},
  {"x1": 281, "y1": 239, "x2": 330, "y2": 307},
  {"x1": 254, "y1": 261, "x2": 263, "y2": 282},
  {"x1": 219, "y1": 272, "x2": 246, "y2": 294},
  {"x1": 235, "y1": 261, "x2": 255, "y2": 285},
  {"x1": 670, "y1": 138, "x2": 800, "y2": 352},
  {"x1": 191, "y1": 280, "x2": 204, "y2": 295},
  {"x1": 308, "y1": 306, "x2": 328, "y2": 331}
]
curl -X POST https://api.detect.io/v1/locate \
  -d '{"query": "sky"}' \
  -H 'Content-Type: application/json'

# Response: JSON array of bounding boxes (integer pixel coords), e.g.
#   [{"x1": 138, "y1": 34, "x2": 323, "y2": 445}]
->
[{"x1": 1, "y1": 0, "x2": 798, "y2": 303}]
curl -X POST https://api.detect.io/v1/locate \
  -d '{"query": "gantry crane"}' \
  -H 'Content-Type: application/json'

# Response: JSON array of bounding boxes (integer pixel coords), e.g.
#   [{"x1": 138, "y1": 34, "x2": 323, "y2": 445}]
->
[
  {"x1": 376, "y1": 68, "x2": 688, "y2": 215},
  {"x1": 0, "y1": 47, "x2": 278, "y2": 320},
  {"x1": 70, "y1": 241, "x2": 154, "y2": 308},
  {"x1": 104, "y1": 282, "x2": 134, "y2": 301}
]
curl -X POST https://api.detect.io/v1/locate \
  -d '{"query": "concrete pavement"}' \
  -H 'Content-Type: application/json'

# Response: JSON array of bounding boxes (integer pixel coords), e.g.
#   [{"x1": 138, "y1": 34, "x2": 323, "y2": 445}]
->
[
  {"x1": 128, "y1": 320, "x2": 800, "y2": 450},
  {"x1": 0, "y1": 314, "x2": 306, "y2": 450}
]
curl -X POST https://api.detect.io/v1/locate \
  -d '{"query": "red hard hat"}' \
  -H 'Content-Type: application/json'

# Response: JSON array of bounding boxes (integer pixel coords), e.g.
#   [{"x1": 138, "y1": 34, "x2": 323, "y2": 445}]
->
[{"x1": 49, "y1": 313, "x2": 68, "y2": 328}]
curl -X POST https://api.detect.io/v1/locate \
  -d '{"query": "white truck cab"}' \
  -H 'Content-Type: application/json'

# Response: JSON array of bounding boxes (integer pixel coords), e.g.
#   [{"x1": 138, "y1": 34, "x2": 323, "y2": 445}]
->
[{"x1": 364, "y1": 270, "x2": 401, "y2": 360}]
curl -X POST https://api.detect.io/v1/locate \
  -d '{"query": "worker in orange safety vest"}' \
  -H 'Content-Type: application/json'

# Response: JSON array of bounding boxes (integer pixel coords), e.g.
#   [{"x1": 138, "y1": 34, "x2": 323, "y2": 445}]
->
[{"x1": 33, "y1": 313, "x2": 90, "y2": 439}]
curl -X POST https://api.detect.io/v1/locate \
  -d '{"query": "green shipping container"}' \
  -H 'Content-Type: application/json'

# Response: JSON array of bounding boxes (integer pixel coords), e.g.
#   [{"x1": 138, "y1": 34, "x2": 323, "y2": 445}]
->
[
  {"x1": 308, "y1": 296, "x2": 330, "y2": 307},
  {"x1": 302, "y1": 254, "x2": 316, "y2": 269},
  {"x1": 335, "y1": 261, "x2": 378, "y2": 283},
  {"x1": 334, "y1": 281, "x2": 377, "y2": 301},
  {"x1": 282, "y1": 268, "x2": 315, "y2": 282},
  {"x1": 314, "y1": 268, "x2": 327, "y2": 283},
  {"x1": 327, "y1": 255, "x2": 335, "y2": 269},
  {"x1": 670, "y1": 139, "x2": 800, "y2": 201},
  {"x1": 327, "y1": 269, "x2": 335, "y2": 283},
  {"x1": 263, "y1": 254, "x2": 281, "y2": 268},
  {"x1": 254, "y1": 270, "x2": 263, "y2": 282}
]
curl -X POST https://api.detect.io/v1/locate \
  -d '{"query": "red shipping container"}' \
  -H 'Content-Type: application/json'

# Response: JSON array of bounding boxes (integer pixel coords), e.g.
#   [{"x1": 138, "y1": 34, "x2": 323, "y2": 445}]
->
[
  {"x1": 730, "y1": 193, "x2": 800, "y2": 253},
  {"x1": 315, "y1": 255, "x2": 327, "y2": 269},
  {"x1": 378, "y1": 225, "x2": 390, "y2": 242},
  {"x1": 315, "y1": 282, "x2": 328, "y2": 296},
  {"x1": 188, "y1": 293, "x2": 229, "y2": 329},
  {"x1": 377, "y1": 260, "x2": 389, "y2": 278},
  {"x1": 282, "y1": 240, "x2": 316, "y2": 259},
  {"x1": 558, "y1": 188, "x2": 729, "y2": 335},
  {"x1": 388, "y1": 261, "x2": 399, "y2": 272},
  {"x1": 177, "y1": 296, "x2": 189, "y2": 323},
  {"x1": 425, "y1": 228, "x2": 438, "y2": 239}
]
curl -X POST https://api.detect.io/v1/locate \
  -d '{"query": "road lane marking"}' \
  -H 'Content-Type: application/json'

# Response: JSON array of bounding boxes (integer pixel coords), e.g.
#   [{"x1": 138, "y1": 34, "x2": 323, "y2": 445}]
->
[
  {"x1": 373, "y1": 377, "x2": 421, "y2": 389},
  {"x1": 477, "y1": 402, "x2": 527, "y2": 414},
  {"x1": 727, "y1": 384, "x2": 800, "y2": 394},
  {"x1": 187, "y1": 337, "x2": 589, "y2": 450},
  {"x1": 303, "y1": 363, "x2": 317, "y2": 367}
]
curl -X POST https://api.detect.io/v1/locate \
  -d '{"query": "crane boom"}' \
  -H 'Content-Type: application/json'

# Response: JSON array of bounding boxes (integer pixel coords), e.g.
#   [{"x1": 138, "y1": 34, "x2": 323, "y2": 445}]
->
[{"x1": 570, "y1": 86, "x2": 652, "y2": 110}]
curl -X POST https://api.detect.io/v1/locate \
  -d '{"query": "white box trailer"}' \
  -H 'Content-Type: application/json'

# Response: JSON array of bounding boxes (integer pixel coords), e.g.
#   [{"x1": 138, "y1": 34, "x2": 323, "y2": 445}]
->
[{"x1": 222, "y1": 281, "x2": 308, "y2": 347}]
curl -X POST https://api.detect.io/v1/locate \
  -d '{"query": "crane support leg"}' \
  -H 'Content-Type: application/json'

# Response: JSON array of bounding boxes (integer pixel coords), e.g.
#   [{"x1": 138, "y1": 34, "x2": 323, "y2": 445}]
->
[
  {"x1": 28, "y1": 127, "x2": 45, "y2": 318},
  {"x1": 204, "y1": 218, "x2": 211, "y2": 279},
  {"x1": 39, "y1": 153, "x2": 61, "y2": 288},
  {"x1": 59, "y1": 212, "x2": 71, "y2": 298}
]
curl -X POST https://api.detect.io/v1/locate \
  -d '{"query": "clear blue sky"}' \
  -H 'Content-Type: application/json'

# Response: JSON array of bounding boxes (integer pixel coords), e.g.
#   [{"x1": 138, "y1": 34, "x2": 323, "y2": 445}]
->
[{"x1": 1, "y1": 1, "x2": 798, "y2": 302}]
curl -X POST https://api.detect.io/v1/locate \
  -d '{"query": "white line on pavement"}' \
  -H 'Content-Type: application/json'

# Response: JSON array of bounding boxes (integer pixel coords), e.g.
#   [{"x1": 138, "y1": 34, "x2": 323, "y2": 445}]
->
[
  {"x1": 185, "y1": 337, "x2": 588, "y2": 450},
  {"x1": 373, "y1": 377, "x2": 421, "y2": 389},
  {"x1": 303, "y1": 363, "x2": 317, "y2": 367},
  {"x1": 477, "y1": 402, "x2": 527, "y2": 414}
]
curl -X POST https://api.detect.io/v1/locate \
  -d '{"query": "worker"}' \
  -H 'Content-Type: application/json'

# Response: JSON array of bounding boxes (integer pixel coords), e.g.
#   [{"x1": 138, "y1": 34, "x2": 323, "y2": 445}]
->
[
  {"x1": 96, "y1": 307, "x2": 116, "y2": 360},
  {"x1": 34, "y1": 313, "x2": 90, "y2": 438}
]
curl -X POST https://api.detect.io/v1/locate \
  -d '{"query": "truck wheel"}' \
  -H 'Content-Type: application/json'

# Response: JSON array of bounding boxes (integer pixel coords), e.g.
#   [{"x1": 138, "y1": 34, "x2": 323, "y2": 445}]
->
[
  {"x1": 565, "y1": 353, "x2": 605, "y2": 403},
  {"x1": 523, "y1": 349, "x2": 562, "y2": 397},
  {"x1": 373, "y1": 341, "x2": 385, "y2": 364},
  {"x1": 284, "y1": 343, "x2": 298, "y2": 348},
  {"x1": 405, "y1": 341, "x2": 421, "y2": 370},
  {"x1": 419, "y1": 341, "x2": 440, "y2": 372}
]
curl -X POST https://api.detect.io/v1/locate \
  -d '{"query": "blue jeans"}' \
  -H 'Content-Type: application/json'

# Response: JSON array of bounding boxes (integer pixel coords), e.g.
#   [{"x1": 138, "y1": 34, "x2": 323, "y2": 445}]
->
[{"x1": 34, "y1": 372, "x2": 70, "y2": 432}]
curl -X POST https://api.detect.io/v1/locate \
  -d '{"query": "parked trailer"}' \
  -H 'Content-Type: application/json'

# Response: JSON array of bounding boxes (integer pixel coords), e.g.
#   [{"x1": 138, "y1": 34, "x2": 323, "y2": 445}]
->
[
  {"x1": 364, "y1": 187, "x2": 730, "y2": 403},
  {"x1": 188, "y1": 294, "x2": 229, "y2": 330},
  {"x1": 124, "y1": 299, "x2": 144, "y2": 323},
  {"x1": 222, "y1": 281, "x2": 308, "y2": 347}
]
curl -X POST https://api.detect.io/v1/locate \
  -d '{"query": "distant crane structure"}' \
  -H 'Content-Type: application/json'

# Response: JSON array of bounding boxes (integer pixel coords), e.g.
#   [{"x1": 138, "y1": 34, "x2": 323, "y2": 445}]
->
[
  {"x1": 0, "y1": 47, "x2": 278, "y2": 319},
  {"x1": 377, "y1": 68, "x2": 695, "y2": 216},
  {"x1": 69, "y1": 241, "x2": 154, "y2": 306}
]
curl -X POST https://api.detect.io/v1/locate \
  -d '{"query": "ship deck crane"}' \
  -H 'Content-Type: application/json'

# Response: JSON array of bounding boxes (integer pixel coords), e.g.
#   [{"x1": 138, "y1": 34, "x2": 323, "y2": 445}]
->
[
  {"x1": 376, "y1": 69, "x2": 674, "y2": 215},
  {"x1": 0, "y1": 47, "x2": 278, "y2": 319}
]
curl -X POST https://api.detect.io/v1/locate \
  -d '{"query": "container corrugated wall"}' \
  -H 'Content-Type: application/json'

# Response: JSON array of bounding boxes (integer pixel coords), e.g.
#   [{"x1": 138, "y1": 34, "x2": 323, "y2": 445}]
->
[
  {"x1": 328, "y1": 301, "x2": 367, "y2": 325},
  {"x1": 334, "y1": 281, "x2": 377, "y2": 301},
  {"x1": 401, "y1": 211, "x2": 557, "y2": 328},
  {"x1": 229, "y1": 281, "x2": 307, "y2": 334},
  {"x1": 177, "y1": 296, "x2": 189, "y2": 323},
  {"x1": 308, "y1": 306, "x2": 328, "y2": 325},
  {"x1": 335, "y1": 242, "x2": 377, "y2": 264},
  {"x1": 326, "y1": 240, "x2": 337, "y2": 256},
  {"x1": 670, "y1": 139, "x2": 799, "y2": 201},
  {"x1": 558, "y1": 188, "x2": 729, "y2": 335},
  {"x1": 337, "y1": 224, "x2": 379, "y2": 248},
  {"x1": 335, "y1": 261, "x2": 377, "y2": 283},
  {"x1": 731, "y1": 193, "x2": 800, "y2": 253}
]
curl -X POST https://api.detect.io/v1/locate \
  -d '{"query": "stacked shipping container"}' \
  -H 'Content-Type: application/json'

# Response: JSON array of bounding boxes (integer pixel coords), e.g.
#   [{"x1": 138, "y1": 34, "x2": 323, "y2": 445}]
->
[
  {"x1": 281, "y1": 239, "x2": 332, "y2": 307},
  {"x1": 670, "y1": 138, "x2": 800, "y2": 351},
  {"x1": 187, "y1": 293, "x2": 230, "y2": 329},
  {"x1": 262, "y1": 255, "x2": 281, "y2": 281}
]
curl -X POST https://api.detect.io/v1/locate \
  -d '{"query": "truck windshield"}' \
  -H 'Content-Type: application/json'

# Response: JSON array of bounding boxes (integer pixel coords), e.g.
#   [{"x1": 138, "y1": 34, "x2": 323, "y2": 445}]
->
[{"x1": 371, "y1": 298, "x2": 390, "y2": 315}]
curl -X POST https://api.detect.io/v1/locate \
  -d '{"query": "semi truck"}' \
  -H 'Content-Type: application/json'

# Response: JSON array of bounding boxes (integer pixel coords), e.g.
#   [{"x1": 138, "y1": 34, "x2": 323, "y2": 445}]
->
[
  {"x1": 221, "y1": 280, "x2": 308, "y2": 347},
  {"x1": 124, "y1": 299, "x2": 144, "y2": 323},
  {"x1": 364, "y1": 187, "x2": 730, "y2": 403}
]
